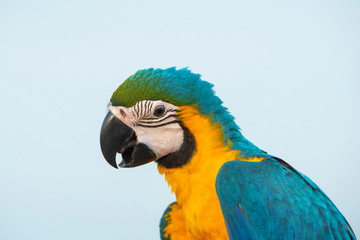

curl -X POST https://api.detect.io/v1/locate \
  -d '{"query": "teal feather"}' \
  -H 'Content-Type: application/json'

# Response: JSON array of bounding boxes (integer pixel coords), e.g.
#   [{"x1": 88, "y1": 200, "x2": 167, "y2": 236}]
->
[
  {"x1": 215, "y1": 158, "x2": 356, "y2": 240},
  {"x1": 159, "y1": 202, "x2": 176, "y2": 240}
]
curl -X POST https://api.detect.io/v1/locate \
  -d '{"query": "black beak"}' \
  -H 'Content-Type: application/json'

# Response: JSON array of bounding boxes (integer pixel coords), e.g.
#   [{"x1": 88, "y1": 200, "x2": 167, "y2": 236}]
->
[{"x1": 100, "y1": 111, "x2": 157, "y2": 168}]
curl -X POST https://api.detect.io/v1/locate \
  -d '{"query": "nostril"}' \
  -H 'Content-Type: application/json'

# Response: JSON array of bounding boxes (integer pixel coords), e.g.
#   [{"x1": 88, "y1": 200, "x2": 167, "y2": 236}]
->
[{"x1": 120, "y1": 109, "x2": 126, "y2": 117}]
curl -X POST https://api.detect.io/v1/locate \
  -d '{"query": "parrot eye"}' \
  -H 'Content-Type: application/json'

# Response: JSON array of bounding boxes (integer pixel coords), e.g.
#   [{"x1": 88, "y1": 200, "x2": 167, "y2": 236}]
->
[{"x1": 154, "y1": 105, "x2": 165, "y2": 117}]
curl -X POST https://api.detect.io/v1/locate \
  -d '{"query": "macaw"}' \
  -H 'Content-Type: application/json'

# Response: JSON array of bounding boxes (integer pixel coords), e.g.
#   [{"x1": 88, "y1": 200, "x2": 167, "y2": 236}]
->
[{"x1": 100, "y1": 67, "x2": 355, "y2": 240}]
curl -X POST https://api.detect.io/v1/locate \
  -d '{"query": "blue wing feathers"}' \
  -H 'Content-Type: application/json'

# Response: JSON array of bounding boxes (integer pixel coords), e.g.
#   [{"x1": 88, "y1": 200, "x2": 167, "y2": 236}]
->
[
  {"x1": 215, "y1": 158, "x2": 355, "y2": 240},
  {"x1": 159, "y1": 202, "x2": 176, "y2": 240},
  {"x1": 226, "y1": 205, "x2": 252, "y2": 240}
]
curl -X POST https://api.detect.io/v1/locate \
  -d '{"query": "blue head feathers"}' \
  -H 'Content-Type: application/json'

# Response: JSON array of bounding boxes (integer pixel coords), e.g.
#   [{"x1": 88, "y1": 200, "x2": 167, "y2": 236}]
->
[{"x1": 111, "y1": 67, "x2": 266, "y2": 158}]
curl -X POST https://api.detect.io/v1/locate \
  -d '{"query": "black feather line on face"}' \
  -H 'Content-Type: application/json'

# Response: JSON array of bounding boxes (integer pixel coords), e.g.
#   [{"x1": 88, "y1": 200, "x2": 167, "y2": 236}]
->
[
  {"x1": 136, "y1": 120, "x2": 181, "y2": 128},
  {"x1": 139, "y1": 103, "x2": 142, "y2": 117},
  {"x1": 134, "y1": 104, "x2": 139, "y2": 118},
  {"x1": 156, "y1": 123, "x2": 196, "y2": 169},
  {"x1": 139, "y1": 114, "x2": 178, "y2": 124},
  {"x1": 144, "y1": 100, "x2": 150, "y2": 117}
]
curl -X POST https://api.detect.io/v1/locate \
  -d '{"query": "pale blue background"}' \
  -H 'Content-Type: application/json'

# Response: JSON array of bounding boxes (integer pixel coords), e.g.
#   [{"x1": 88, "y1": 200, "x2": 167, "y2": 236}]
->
[{"x1": 1, "y1": 0, "x2": 359, "y2": 239}]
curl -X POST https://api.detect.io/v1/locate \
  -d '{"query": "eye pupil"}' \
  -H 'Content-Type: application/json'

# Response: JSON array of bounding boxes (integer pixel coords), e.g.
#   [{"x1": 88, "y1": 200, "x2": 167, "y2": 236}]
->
[{"x1": 154, "y1": 105, "x2": 165, "y2": 117}]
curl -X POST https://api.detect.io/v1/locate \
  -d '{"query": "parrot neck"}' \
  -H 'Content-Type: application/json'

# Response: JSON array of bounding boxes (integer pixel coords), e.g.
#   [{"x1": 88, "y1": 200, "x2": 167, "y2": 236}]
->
[
  {"x1": 157, "y1": 106, "x2": 264, "y2": 239},
  {"x1": 206, "y1": 104, "x2": 268, "y2": 159}
]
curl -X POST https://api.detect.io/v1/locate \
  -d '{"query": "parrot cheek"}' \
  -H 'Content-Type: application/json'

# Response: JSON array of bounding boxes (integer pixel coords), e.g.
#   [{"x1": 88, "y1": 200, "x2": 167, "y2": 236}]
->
[{"x1": 134, "y1": 125, "x2": 184, "y2": 160}]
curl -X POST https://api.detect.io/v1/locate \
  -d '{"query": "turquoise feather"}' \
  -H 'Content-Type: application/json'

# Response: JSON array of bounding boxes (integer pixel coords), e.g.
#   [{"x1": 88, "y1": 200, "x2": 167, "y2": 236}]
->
[
  {"x1": 216, "y1": 158, "x2": 356, "y2": 239},
  {"x1": 159, "y1": 202, "x2": 176, "y2": 240}
]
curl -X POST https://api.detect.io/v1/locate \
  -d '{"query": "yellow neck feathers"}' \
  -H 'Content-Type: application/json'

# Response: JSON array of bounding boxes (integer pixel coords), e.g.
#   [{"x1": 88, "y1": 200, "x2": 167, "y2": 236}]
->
[{"x1": 158, "y1": 106, "x2": 239, "y2": 240}]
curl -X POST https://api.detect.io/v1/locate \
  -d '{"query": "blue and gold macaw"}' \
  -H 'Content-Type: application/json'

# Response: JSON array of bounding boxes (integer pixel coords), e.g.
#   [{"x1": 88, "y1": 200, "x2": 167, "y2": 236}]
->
[{"x1": 100, "y1": 67, "x2": 355, "y2": 240}]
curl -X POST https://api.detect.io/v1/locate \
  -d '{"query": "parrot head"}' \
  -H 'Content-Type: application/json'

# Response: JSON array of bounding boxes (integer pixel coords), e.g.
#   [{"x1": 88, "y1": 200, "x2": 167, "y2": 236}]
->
[
  {"x1": 100, "y1": 67, "x2": 258, "y2": 169},
  {"x1": 100, "y1": 67, "x2": 224, "y2": 169}
]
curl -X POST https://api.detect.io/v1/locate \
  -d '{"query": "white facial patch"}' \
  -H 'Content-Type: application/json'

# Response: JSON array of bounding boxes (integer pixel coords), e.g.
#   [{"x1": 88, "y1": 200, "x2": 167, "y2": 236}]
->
[{"x1": 109, "y1": 100, "x2": 184, "y2": 159}]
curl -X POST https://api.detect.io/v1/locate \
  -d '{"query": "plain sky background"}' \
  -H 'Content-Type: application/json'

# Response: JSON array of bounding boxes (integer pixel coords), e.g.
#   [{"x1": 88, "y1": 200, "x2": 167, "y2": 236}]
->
[{"x1": 1, "y1": 0, "x2": 359, "y2": 239}]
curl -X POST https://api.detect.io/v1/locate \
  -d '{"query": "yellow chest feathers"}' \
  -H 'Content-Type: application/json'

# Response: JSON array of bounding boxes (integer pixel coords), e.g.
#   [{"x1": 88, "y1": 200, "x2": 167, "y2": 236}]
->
[{"x1": 158, "y1": 106, "x2": 239, "y2": 240}]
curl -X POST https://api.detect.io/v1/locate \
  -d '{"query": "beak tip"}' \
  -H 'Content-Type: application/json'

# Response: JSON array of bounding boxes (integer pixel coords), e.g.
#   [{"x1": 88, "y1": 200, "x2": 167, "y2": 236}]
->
[{"x1": 103, "y1": 153, "x2": 119, "y2": 169}]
